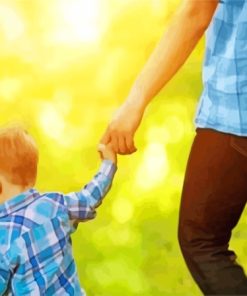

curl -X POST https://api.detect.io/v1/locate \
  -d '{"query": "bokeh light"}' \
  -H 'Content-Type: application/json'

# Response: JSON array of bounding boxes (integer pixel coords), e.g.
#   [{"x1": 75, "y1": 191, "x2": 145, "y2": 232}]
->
[
  {"x1": 111, "y1": 196, "x2": 134, "y2": 224},
  {"x1": 0, "y1": 78, "x2": 21, "y2": 102},
  {"x1": 0, "y1": 3, "x2": 25, "y2": 41},
  {"x1": 135, "y1": 142, "x2": 169, "y2": 191},
  {"x1": 52, "y1": 0, "x2": 103, "y2": 44}
]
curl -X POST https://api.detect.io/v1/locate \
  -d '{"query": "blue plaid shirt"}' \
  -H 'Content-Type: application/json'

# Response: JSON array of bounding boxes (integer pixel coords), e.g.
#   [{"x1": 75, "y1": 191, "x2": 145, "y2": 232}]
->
[
  {"x1": 0, "y1": 160, "x2": 117, "y2": 296},
  {"x1": 194, "y1": 0, "x2": 247, "y2": 136}
]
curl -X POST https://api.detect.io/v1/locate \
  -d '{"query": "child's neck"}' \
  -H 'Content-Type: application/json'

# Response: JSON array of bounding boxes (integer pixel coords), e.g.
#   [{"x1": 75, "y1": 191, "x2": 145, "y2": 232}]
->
[{"x1": 0, "y1": 185, "x2": 31, "y2": 204}]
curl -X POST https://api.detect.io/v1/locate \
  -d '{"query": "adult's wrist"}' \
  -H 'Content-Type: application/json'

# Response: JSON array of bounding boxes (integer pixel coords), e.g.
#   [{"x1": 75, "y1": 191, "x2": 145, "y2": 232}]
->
[{"x1": 125, "y1": 91, "x2": 147, "y2": 114}]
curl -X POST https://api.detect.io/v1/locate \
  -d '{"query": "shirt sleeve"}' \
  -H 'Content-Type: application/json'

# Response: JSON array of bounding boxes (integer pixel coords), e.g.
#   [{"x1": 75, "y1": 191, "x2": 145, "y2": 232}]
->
[
  {"x1": 63, "y1": 159, "x2": 117, "y2": 223},
  {"x1": 0, "y1": 254, "x2": 11, "y2": 295}
]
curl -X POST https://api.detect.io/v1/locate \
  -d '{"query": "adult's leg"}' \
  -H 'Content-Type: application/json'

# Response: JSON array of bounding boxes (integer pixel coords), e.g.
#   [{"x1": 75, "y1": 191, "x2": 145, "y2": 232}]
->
[{"x1": 178, "y1": 127, "x2": 247, "y2": 295}]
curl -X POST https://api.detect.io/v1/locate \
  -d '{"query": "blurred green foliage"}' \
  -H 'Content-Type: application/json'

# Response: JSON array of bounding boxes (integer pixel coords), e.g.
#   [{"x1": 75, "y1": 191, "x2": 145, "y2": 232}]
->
[{"x1": 1, "y1": 1, "x2": 246, "y2": 295}]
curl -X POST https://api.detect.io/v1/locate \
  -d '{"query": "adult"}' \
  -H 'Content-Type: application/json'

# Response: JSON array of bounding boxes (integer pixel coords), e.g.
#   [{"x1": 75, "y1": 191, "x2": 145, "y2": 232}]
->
[{"x1": 100, "y1": 0, "x2": 247, "y2": 294}]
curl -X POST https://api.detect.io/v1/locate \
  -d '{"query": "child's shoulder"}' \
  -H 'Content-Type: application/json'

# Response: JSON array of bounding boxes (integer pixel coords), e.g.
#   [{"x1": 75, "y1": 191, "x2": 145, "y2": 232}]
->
[
  {"x1": 25, "y1": 191, "x2": 67, "y2": 218},
  {"x1": 35, "y1": 191, "x2": 66, "y2": 203}
]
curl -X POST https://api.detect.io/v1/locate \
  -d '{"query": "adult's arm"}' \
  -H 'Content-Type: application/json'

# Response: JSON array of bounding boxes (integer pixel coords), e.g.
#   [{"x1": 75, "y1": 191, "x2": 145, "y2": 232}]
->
[{"x1": 100, "y1": 0, "x2": 219, "y2": 154}]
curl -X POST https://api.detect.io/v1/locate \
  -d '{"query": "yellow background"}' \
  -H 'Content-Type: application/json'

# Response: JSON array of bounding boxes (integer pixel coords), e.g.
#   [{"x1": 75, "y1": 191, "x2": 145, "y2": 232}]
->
[{"x1": 1, "y1": 1, "x2": 246, "y2": 295}]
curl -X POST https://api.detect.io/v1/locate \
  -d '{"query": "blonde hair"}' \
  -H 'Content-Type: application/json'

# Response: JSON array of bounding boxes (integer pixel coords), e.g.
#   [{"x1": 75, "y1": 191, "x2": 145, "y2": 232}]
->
[{"x1": 0, "y1": 124, "x2": 38, "y2": 187}]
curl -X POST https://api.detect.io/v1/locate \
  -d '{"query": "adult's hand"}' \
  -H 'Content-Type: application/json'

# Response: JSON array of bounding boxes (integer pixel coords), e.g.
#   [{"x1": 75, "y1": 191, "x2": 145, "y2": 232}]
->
[
  {"x1": 100, "y1": 101, "x2": 145, "y2": 155},
  {"x1": 100, "y1": 0, "x2": 218, "y2": 156}
]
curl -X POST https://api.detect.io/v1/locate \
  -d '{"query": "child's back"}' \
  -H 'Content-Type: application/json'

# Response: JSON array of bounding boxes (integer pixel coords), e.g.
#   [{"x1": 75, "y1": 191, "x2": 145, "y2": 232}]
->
[{"x1": 0, "y1": 126, "x2": 117, "y2": 296}]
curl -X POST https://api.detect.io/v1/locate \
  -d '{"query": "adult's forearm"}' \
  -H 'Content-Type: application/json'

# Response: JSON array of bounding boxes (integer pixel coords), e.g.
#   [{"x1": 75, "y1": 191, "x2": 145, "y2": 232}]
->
[{"x1": 126, "y1": 5, "x2": 214, "y2": 111}]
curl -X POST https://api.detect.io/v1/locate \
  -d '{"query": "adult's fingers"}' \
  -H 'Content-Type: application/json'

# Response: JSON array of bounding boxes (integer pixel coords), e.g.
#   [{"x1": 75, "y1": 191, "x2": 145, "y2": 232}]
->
[
  {"x1": 110, "y1": 133, "x2": 119, "y2": 153},
  {"x1": 125, "y1": 134, "x2": 137, "y2": 154},
  {"x1": 118, "y1": 135, "x2": 129, "y2": 154}
]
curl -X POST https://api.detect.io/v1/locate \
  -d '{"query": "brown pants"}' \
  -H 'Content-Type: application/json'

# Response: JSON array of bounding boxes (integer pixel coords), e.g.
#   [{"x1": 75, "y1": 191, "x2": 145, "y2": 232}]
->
[{"x1": 178, "y1": 127, "x2": 247, "y2": 295}]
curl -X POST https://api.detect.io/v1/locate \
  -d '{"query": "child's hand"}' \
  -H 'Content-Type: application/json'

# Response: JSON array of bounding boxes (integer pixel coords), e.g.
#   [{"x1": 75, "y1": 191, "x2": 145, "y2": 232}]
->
[{"x1": 97, "y1": 143, "x2": 117, "y2": 165}]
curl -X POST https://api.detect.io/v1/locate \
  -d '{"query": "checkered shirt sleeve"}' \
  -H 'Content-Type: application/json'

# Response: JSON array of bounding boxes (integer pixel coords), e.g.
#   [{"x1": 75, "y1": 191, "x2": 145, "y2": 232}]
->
[{"x1": 64, "y1": 159, "x2": 117, "y2": 222}]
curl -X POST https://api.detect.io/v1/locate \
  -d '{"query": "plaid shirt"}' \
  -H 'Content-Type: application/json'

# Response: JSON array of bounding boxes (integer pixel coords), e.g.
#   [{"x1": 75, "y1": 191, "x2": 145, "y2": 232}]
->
[
  {"x1": 194, "y1": 0, "x2": 247, "y2": 136},
  {"x1": 0, "y1": 160, "x2": 117, "y2": 296}
]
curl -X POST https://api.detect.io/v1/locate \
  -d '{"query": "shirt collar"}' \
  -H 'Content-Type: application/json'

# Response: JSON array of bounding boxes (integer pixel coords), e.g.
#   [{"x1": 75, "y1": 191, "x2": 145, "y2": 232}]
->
[{"x1": 0, "y1": 188, "x2": 40, "y2": 218}]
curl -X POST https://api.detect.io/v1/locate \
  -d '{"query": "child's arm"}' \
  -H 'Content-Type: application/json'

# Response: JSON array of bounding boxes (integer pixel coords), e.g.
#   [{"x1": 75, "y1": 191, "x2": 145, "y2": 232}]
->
[{"x1": 64, "y1": 144, "x2": 117, "y2": 223}]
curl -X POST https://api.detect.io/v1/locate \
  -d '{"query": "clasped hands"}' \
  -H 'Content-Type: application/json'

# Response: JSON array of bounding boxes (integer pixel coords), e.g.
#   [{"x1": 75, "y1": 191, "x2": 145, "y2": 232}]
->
[{"x1": 97, "y1": 101, "x2": 145, "y2": 163}]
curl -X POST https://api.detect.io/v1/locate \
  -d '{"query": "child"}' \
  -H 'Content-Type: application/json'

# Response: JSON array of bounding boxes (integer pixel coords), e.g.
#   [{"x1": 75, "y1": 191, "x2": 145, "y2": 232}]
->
[{"x1": 0, "y1": 125, "x2": 117, "y2": 295}]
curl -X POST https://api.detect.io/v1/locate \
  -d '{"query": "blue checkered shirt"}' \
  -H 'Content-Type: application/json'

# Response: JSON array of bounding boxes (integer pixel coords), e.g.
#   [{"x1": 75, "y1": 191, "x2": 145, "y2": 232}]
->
[
  {"x1": 0, "y1": 160, "x2": 117, "y2": 296},
  {"x1": 194, "y1": 0, "x2": 247, "y2": 136}
]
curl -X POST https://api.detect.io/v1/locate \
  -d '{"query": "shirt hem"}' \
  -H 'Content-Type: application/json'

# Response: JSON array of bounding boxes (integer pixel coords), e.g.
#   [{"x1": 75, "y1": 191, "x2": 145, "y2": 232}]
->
[{"x1": 194, "y1": 119, "x2": 247, "y2": 137}]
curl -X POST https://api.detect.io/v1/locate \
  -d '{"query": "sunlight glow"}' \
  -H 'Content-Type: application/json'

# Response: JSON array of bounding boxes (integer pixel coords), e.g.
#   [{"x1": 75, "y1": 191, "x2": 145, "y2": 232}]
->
[
  {"x1": 0, "y1": 78, "x2": 21, "y2": 102},
  {"x1": 135, "y1": 143, "x2": 169, "y2": 190},
  {"x1": 152, "y1": 0, "x2": 163, "y2": 13},
  {"x1": 54, "y1": 0, "x2": 102, "y2": 43},
  {"x1": 0, "y1": 4, "x2": 25, "y2": 41},
  {"x1": 38, "y1": 99, "x2": 81, "y2": 148},
  {"x1": 163, "y1": 115, "x2": 185, "y2": 143},
  {"x1": 39, "y1": 103, "x2": 65, "y2": 140},
  {"x1": 53, "y1": 90, "x2": 72, "y2": 116}
]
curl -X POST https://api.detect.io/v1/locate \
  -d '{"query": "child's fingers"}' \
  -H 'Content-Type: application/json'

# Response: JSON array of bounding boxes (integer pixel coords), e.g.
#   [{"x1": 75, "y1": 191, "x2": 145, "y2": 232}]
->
[
  {"x1": 100, "y1": 128, "x2": 111, "y2": 145},
  {"x1": 98, "y1": 151, "x2": 103, "y2": 160},
  {"x1": 97, "y1": 143, "x2": 106, "y2": 152}
]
